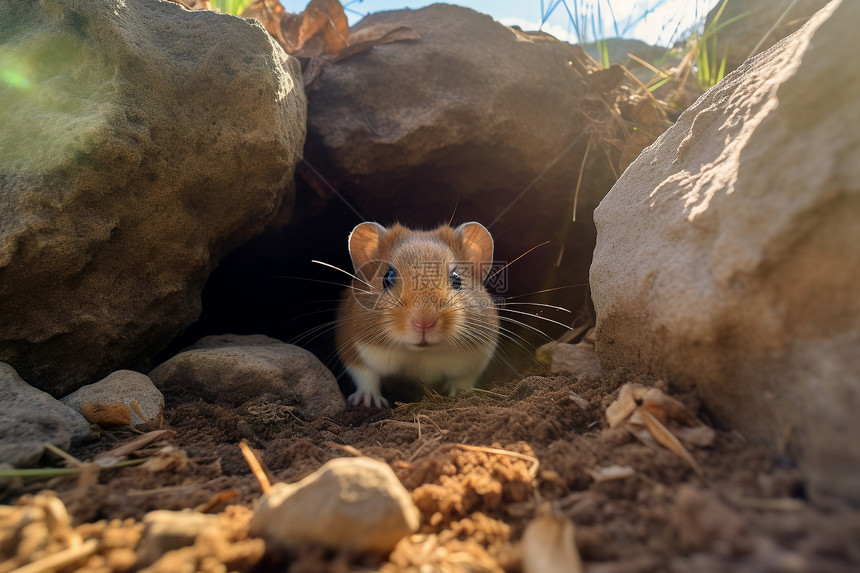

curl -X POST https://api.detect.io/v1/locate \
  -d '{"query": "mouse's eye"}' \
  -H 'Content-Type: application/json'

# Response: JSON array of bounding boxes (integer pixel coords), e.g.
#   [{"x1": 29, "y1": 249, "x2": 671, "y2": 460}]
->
[
  {"x1": 383, "y1": 267, "x2": 397, "y2": 290},
  {"x1": 449, "y1": 269, "x2": 462, "y2": 291}
]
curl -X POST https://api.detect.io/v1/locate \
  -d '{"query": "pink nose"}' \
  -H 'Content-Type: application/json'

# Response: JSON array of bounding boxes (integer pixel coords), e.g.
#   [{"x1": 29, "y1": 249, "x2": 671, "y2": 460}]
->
[{"x1": 412, "y1": 317, "x2": 437, "y2": 331}]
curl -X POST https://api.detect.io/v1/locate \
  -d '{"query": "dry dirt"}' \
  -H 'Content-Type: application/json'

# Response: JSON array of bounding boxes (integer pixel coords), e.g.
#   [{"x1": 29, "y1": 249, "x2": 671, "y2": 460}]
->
[{"x1": 3, "y1": 367, "x2": 860, "y2": 572}]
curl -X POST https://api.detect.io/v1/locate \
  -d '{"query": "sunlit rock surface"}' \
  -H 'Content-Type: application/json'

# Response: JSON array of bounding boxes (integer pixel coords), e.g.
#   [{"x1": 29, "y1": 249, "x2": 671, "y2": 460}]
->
[{"x1": 591, "y1": 1, "x2": 860, "y2": 500}]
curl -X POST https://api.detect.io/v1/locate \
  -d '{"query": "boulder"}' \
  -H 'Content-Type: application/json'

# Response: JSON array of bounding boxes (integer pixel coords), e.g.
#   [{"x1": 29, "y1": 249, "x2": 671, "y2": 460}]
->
[
  {"x1": 705, "y1": 0, "x2": 830, "y2": 74},
  {"x1": 0, "y1": 0, "x2": 306, "y2": 396},
  {"x1": 61, "y1": 370, "x2": 164, "y2": 426},
  {"x1": 250, "y1": 457, "x2": 420, "y2": 554},
  {"x1": 591, "y1": 1, "x2": 860, "y2": 500},
  {"x1": 293, "y1": 4, "x2": 668, "y2": 313},
  {"x1": 149, "y1": 334, "x2": 346, "y2": 418},
  {"x1": 0, "y1": 362, "x2": 91, "y2": 467}
]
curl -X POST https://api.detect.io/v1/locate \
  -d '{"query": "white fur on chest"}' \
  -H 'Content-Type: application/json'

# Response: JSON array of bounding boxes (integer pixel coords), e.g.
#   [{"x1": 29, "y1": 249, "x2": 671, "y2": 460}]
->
[{"x1": 356, "y1": 342, "x2": 488, "y2": 383}]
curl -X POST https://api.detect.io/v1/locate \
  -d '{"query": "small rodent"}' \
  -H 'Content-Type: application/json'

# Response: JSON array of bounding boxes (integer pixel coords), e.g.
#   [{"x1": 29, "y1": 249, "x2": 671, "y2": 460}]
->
[{"x1": 335, "y1": 221, "x2": 500, "y2": 408}]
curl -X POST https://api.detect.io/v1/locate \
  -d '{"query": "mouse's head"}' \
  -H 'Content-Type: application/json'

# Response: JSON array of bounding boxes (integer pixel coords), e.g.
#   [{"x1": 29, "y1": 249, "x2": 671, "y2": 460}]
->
[{"x1": 347, "y1": 221, "x2": 498, "y2": 350}]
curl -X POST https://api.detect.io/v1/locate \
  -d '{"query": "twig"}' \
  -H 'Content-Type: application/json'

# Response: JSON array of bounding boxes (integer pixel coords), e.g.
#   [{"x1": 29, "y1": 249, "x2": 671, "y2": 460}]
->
[
  {"x1": 414, "y1": 414, "x2": 444, "y2": 435},
  {"x1": 194, "y1": 490, "x2": 239, "y2": 513},
  {"x1": 0, "y1": 459, "x2": 145, "y2": 479},
  {"x1": 453, "y1": 444, "x2": 540, "y2": 480},
  {"x1": 239, "y1": 440, "x2": 271, "y2": 494},
  {"x1": 42, "y1": 444, "x2": 81, "y2": 467},
  {"x1": 322, "y1": 441, "x2": 363, "y2": 457},
  {"x1": 572, "y1": 132, "x2": 593, "y2": 223},
  {"x1": 9, "y1": 538, "x2": 98, "y2": 573},
  {"x1": 96, "y1": 429, "x2": 174, "y2": 459}
]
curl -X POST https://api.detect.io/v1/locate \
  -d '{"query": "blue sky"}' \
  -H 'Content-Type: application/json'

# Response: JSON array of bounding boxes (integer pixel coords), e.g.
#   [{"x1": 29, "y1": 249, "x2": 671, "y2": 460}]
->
[{"x1": 283, "y1": 1, "x2": 722, "y2": 46}]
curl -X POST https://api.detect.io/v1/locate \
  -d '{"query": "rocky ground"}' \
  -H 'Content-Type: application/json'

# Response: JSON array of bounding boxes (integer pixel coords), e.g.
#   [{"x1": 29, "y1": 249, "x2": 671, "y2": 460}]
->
[{"x1": 3, "y1": 364, "x2": 859, "y2": 572}]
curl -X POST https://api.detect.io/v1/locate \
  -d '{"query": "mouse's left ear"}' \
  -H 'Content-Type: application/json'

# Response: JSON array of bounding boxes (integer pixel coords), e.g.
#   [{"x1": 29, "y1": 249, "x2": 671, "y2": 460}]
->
[{"x1": 456, "y1": 222, "x2": 494, "y2": 280}]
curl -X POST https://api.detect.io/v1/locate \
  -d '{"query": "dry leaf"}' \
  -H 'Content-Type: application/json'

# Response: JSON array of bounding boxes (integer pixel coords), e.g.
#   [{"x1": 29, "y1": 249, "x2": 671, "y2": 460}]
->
[
  {"x1": 332, "y1": 24, "x2": 420, "y2": 62},
  {"x1": 296, "y1": 0, "x2": 349, "y2": 55},
  {"x1": 522, "y1": 508, "x2": 582, "y2": 573},
  {"x1": 80, "y1": 402, "x2": 131, "y2": 427},
  {"x1": 607, "y1": 384, "x2": 709, "y2": 476},
  {"x1": 638, "y1": 407, "x2": 703, "y2": 477},
  {"x1": 639, "y1": 386, "x2": 697, "y2": 426},
  {"x1": 606, "y1": 383, "x2": 639, "y2": 427}
]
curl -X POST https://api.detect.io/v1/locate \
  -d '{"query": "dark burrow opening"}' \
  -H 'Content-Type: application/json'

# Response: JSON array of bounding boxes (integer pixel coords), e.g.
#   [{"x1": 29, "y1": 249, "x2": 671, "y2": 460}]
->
[{"x1": 157, "y1": 180, "x2": 597, "y2": 400}]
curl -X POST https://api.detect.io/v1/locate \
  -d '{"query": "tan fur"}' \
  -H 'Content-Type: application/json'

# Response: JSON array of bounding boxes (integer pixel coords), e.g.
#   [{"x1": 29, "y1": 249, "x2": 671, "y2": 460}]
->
[{"x1": 336, "y1": 222, "x2": 500, "y2": 407}]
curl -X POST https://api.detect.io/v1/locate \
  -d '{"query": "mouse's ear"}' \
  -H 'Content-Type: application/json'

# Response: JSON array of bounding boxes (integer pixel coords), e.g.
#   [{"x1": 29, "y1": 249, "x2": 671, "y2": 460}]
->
[
  {"x1": 348, "y1": 222, "x2": 386, "y2": 272},
  {"x1": 456, "y1": 222, "x2": 494, "y2": 280}
]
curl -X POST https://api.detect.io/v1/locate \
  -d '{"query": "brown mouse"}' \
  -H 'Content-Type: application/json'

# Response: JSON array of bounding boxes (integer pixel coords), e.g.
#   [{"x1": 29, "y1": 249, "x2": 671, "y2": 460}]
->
[{"x1": 335, "y1": 222, "x2": 499, "y2": 408}]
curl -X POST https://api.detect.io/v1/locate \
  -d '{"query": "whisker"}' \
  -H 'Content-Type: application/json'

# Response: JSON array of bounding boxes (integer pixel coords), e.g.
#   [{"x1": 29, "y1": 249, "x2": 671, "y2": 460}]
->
[
  {"x1": 498, "y1": 301, "x2": 572, "y2": 313},
  {"x1": 500, "y1": 284, "x2": 587, "y2": 301},
  {"x1": 271, "y1": 275, "x2": 352, "y2": 290},
  {"x1": 484, "y1": 240, "x2": 550, "y2": 284},
  {"x1": 496, "y1": 307, "x2": 574, "y2": 332},
  {"x1": 496, "y1": 315, "x2": 556, "y2": 341},
  {"x1": 312, "y1": 260, "x2": 377, "y2": 292}
]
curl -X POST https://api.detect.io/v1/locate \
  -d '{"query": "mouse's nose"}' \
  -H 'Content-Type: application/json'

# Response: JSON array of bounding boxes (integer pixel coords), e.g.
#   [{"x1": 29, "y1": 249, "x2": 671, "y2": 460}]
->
[{"x1": 411, "y1": 317, "x2": 437, "y2": 332}]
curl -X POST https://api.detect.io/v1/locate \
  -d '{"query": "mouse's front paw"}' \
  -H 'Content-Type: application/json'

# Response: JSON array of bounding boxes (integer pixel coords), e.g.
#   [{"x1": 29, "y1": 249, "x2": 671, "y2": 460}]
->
[{"x1": 348, "y1": 390, "x2": 390, "y2": 408}]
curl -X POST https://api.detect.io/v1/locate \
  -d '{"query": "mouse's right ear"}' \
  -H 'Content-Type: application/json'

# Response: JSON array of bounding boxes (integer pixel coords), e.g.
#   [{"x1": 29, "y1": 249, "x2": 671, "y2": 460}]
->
[{"x1": 348, "y1": 222, "x2": 386, "y2": 273}]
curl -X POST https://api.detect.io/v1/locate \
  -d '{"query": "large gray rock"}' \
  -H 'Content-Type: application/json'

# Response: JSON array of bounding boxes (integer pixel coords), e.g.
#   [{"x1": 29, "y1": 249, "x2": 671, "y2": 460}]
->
[
  {"x1": 0, "y1": 362, "x2": 91, "y2": 467},
  {"x1": 250, "y1": 457, "x2": 420, "y2": 554},
  {"x1": 0, "y1": 0, "x2": 306, "y2": 396},
  {"x1": 149, "y1": 334, "x2": 346, "y2": 418},
  {"x1": 591, "y1": 1, "x2": 860, "y2": 500},
  {"x1": 297, "y1": 4, "x2": 668, "y2": 312},
  {"x1": 61, "y1": 370, "x2": 164, "y2": 426}
]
